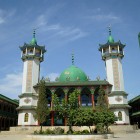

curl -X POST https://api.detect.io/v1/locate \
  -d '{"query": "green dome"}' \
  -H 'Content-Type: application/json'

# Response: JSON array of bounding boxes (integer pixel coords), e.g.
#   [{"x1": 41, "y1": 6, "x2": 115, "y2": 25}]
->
[
  {"x1": 108, "y1": 35, "x2": 114, "y2": 43},
  {"x1": 30, "y1": 38, "x2": 37, "y2": 45},
  {"x1": 59, "y1": 65, "x2": 88, "y2": 82}
]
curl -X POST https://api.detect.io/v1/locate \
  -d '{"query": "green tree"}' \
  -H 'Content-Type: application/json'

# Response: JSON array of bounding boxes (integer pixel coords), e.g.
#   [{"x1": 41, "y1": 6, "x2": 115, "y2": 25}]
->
[
  {"x1": 94, "y1": 109, "x2": 115, "y2": 133},
  {"x1": 73, "y1": 108, "x2": 95, "y2": 133},
  {"x1": 53, "y1": 90, "x2": 80, "y2": 133},
  {"x1": 96, "y1": 86, "x2": 108, "y2": 108},
  {"x1": 34, "y1": 78, "x2": 50, "y2": 133},
  {"x1": 95, "y1": 86, "x2": 115, "y2": 133}
]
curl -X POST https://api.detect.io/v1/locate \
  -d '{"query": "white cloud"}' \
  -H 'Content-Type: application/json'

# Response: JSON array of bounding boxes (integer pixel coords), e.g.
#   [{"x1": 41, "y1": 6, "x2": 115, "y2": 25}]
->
[
  {"x1": 0, "y1": 17, "x2": 5, "y2": 24},
  {"x1": 0, "y1": 9, "x2": 15, "y2": 25},
  {"x1": 88, "y1": 13, "x2": 121, "y2": 22},
  {"x1": 47, "y1": 25, "x2": 87, "y2": 41},
  {"x1": 86, "y1": 8, "x2": 121, "y2": 23},
  {"x1": 0, "y1": 72, "x2": 22, "y2": 99},
  {"x1": 34, "y1": 14, "x2": 47, "y2": 28},
  {"x1": 46, "y1": 73, "x2": 60, "y2": 81}
]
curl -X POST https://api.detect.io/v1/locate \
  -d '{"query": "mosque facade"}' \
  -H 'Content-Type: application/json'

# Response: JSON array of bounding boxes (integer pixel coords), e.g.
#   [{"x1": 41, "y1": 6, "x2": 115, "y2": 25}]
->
[{"x1": 17, "y1": 29, "x2": 130, "y2": 126}]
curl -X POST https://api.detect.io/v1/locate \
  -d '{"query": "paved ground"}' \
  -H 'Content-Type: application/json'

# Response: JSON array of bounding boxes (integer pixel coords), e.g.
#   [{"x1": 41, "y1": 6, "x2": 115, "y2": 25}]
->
[
  {"x1": 109, "y1": 133, "x2": 140, "y2": 140},
  {"x1": 0, "y1": 132, "x2": 140, "y2": 140},
  {"x1": 0, "y1": 134, "x2": 26, "y2": 140}
]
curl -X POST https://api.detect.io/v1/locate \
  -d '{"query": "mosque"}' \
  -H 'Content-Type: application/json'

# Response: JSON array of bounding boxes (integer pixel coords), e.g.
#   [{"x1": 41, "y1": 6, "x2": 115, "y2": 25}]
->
[{"x1": 17, "y1": 28, "x2": 130, "y2": 126}]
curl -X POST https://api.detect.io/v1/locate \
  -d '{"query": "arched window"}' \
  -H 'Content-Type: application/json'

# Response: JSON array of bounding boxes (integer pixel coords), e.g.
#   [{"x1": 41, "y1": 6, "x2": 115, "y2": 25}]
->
[
  {"x1": 24, "y1": 113, "x2": 29, "y2": 122},
  {"x1": 94, "y1": 89, "x2": 99, "y2": 106},
  {"x1": 81, "y1": 88, "x2": 92, "y2": 106},
  {"x1": 118, "y1": 111, "x2": 122, "y2": 121},
  {"x1": 55, "y1": 88, "x2": 65, "y2": 102}
]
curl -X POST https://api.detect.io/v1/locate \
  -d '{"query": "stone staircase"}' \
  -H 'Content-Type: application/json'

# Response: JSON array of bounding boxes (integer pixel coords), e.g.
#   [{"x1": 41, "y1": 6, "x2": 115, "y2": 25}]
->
[{"x1": 0, "y1": 125, "x2": 139, "y2": 135}]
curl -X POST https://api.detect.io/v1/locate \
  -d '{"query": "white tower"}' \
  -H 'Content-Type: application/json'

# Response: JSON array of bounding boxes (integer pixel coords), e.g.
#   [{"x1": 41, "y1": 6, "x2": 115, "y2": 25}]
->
[
  {"x1": 17, "y1": 30, "x2": 46, "y2": 126},
  {"x1": 99, "y1": 28, "x2": 130, "y2": 124}
]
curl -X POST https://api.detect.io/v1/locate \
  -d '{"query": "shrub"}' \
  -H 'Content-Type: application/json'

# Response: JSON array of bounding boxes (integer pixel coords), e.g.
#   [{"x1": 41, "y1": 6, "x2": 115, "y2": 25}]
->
[
  {"x1": 53, "y1": 127, "x2": 64, "y2": 134},
  {"x1": 44, "y1": 129, "x2": 54, "y2": 134},
  {"x1": 81, "y1": 129, "x2": 90, "y2": 134},
  {"x1": 72, "y1": 131, "x2": 81, "y2": 135}
]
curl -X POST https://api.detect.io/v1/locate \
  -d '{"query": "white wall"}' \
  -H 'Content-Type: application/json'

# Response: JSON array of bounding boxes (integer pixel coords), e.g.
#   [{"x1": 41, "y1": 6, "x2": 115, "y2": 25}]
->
[
  {"x1": 113, "y1": 109, "x2": 130, "y2": 124},
  {"x1": 106, "y1": 57, "x2": 124, "y2": 91},
  {"x1": 109, "y1": 95, "x2": 128, "y2": 104},
  {"x1": 22, "y1": 60, "x2": 28, "y2": 93},
  {"x1": 18, "y1": 110, "x2": 38, "y2": 126}
]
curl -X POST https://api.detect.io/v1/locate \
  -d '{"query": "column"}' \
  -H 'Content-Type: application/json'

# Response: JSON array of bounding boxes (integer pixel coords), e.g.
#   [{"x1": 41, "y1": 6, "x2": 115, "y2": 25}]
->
[
  {"x1": 77, "y1": 87, "x2": 82, "y2": 106},
  {"x1": 33, "y1": 47, "x2": 35, "y2": 55},
  {"x1": 102, "y1": 48, "x2": 104, "y2": 55},
  {"x1": 117, "y1": 45, "x2": 120, "y2": 53},
  {"x1": 64, "y1": 87, "x2": 69, "y2": 126},
  {"x1": 90, "y1": 87, "x2": 95, "y2": 110},
  {"x1": 50, "y1": 88, "x2": 56, "y2": 111},
  {"x1": 109, "y1": 45, "x2": 111, "y2": 53},
  {"x1": 50, "y1": 88, "x2": 56, "y2": 126},
  {"x1": 51, "y1": 111, "x2": 54, "y2": 126}
]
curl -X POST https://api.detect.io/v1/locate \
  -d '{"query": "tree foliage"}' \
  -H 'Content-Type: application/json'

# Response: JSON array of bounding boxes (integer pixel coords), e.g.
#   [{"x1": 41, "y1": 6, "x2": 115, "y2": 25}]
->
[
  {"x1": 34, "y1": 78, "x2": 50, "y2": 132},
  {"x1": 53, "y1": 86, "x2": 115, "y2": 134},
  {"x1": 73, "y1": 108, "x2": 95, "y2": 133},
  {"x1": 53, "y1": 90, "x2": 80, "y2": 133},
  {"x1": 95, "y1": 86, "x2": 115, "y2": 133}
]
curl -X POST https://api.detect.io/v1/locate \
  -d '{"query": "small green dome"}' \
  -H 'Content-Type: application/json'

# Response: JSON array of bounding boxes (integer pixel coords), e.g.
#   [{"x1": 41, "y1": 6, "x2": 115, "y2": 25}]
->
[
  {"x1": 30, "y1": 38, "x2": 37, "y2": 45},
  {"x1": 108, "y1": 35, "x2": 114, "y2": 43},
  {"x1": 59, "y1": 65, "x2": 88, "y2": 82}
]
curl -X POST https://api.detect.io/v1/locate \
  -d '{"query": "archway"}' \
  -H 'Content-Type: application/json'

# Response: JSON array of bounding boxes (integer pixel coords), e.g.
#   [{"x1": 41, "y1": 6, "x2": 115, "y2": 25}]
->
[
  {"x1": 81, "y1": 87, "x2": 92, "y2": 106},
  {"x1": 94, "y1": 86, "x2": 100, "y2": 106}
]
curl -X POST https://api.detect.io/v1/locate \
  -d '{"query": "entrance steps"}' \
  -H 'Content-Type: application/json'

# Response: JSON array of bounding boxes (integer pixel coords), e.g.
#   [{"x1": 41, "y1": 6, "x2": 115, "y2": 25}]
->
[{"x1": 0, "y1": 125, "x2": 137, "y2": 135}]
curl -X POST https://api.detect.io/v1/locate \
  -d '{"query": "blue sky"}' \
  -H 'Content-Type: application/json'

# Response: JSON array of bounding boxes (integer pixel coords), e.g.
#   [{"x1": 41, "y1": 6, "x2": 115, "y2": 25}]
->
[{"x1": 0, "y1": 0, "x2": 140, "y2": 100}]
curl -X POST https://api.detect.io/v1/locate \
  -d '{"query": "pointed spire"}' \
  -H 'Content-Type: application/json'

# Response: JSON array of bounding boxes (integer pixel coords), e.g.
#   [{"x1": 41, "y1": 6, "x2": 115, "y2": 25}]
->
[
  {"x1": 30, "y1": 29, "x2": 37, "y2": 45},
  {"x1": 107, "y1": 25, "x2": 114, "y2": 43},
  {"x1": 72, "y1": 52, "x2": 74, "y2": 65},
  {"x1": 138, "y1": 32, "x2": 140, "y2": 47},
  {"x1": 33, "y1": 29, "x2": 36, "y2": 38},
  {"x1": 108, "y1": 26, "x2": 111, "y2": 36}
]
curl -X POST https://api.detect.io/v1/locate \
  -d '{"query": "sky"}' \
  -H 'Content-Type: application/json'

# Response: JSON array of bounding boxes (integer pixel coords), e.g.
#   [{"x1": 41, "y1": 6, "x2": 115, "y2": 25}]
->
[{"x1": 0, "y1": 0, "x2": 140, "y2": 100}]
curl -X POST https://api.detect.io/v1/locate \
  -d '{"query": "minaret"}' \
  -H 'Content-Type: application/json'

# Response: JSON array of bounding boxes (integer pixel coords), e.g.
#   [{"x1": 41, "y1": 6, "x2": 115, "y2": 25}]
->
[
  {"x1": 17, "y1": 30, "x2": 46, "y2": 126},
  {"x1": 99, "y1": 28, "x2": 130, "y2": 124}
]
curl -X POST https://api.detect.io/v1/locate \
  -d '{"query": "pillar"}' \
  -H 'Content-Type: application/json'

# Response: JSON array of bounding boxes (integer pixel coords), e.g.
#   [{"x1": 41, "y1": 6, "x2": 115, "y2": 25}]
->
[
  {"x1": 51, "y1": 111, "x2": 54, "y2": 126},
  {"x1": 64, "y1": 87, "x2": 69, "y2": 126},
  {"x1": 50, "y1": 88, "x2": 56, "y2": 111},
  {"x1": 90, "y1": 87, "x2": 95, "y2": 110},
  {"x1": 77, "y1": 87, "x2": 82, "y2": 106},
  {"x1": 50, "y1": 88, "x2": 56, "y2": 126}
]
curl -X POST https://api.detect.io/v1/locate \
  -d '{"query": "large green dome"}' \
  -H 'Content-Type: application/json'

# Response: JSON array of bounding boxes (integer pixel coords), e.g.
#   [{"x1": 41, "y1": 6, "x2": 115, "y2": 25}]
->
[{"x1": 59, "y1": 65, "x2": 88, "y2": 82}]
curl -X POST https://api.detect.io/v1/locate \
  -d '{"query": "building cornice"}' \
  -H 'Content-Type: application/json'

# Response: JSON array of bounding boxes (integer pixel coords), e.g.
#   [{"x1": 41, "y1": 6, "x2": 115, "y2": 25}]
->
[
  {"x1": 16, "y1": 105, "x2": 36, "y2": 110},
  {"x1": 34, "y1": 80, "x2": 112, "y2": 87},
  {"x1": 128, "y1": 95, "x2": 140, "y2": 104},
  {"x1": 0, "y1": 93, "x2": 19, "y2": 105},
  {"x1": 18, "y1": 93, "x2": 38, "y2": 98},
  {"x1": 108, "y1": 91, "x2": 128, "y2": 97},
  {"x1": 131, "y1": 111, "x2": 140, "y2": 117},
  {"x1": 109, "y1": 104, "x2": 131, "y2": 109}
]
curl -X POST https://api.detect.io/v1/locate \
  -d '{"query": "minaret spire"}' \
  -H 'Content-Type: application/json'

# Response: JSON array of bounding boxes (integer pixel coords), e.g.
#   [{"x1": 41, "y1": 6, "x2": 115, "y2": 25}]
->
[
  {"x1": 138, "y1": 32, "x2": 140, "y2": 47},
  {"x1": 107, "y1": 25, "x2": 114, "y2": 43},
  {"x1": 30, "y1": 29, "x2": 37, "y2": 45},
  {"x1": 72, "y1": 52, "x2": 74, "y2": 65},
  {"x1": 33, "y1": 29, "x2": 36, "y2": 38},
  {"x1": 108, "y1": 25, "x2": 111, "y2": 36}
]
